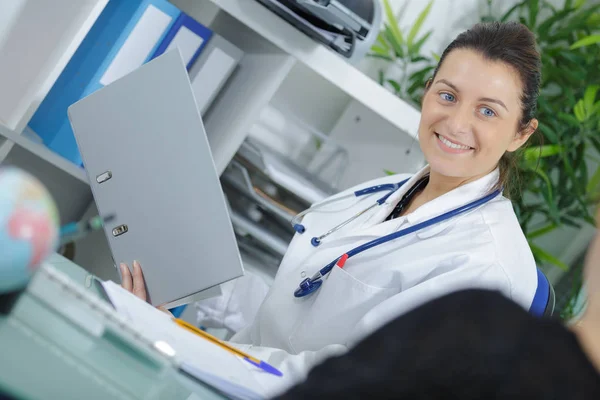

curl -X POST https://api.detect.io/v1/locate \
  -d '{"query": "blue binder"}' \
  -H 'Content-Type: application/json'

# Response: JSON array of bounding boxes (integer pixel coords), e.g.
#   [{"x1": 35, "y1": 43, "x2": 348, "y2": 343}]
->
[
  {"x1": 151, "y1": 12, "x2": 213, "y2": 70},
  {"x1": 29, "y1": 0, "x2": 181, "y2": 167}
]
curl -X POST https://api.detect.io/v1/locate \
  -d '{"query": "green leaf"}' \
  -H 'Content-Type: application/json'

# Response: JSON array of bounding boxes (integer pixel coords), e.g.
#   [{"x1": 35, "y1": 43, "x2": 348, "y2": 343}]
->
[
  {"x1": 570, "y1": 34, "x2": 600, "y2": 49},
  {"x1": 383, "y1": 25, "x2": 404, "y2": 58},
  {"x1": 538, "y1": 9, "x2": 574, "y2": 39},
  {"x1": 408, "y1": 65, "x2": 435, "y2": 82},
  {"x1": 409, "y1": 31, "x2": 433, "y2": 57},
  {"x1": 528, "y1": 0, "x2": 539, "y2": 28},
  {"x1": 383, "y1": 169, "x2": 396, "y2": 176},
  {"x1": 529, "y1": 242, "x2": 569, "y2": 270},
  {"x1": 375, "y1": 32, "x2": 388, "y2": 48},
  {"x1": 575, "y1": 0, "x2": 586, "y2": 8},
  {"x1": 589, "y1": 136, "x2": 600, "y2": 157},
  {"x1": 410, "y1": 55, "x2": 430, "y2": 63},
  {"x1": 431, "y1": 52, "x2": 440, "y2": 62},
  {"x1": 501, "y1": 2, "x2": 522, "y2": 22},
  {"x1": 558, "y1": 111, "x2": 581, "y2": 127},
  {"x1": 587, "y1": 164, "x2": 600, "y2": 195},
  {"x1": 367, "y1": 53, "x2": 394, "y2": 62},
  {"x1": 584, "y1": 85, "x2": 600, "y2": 112},
  {"x1": 537, "y1": 122, "x2": 559, "y2": 143},
  {"x1": 524, "y1": 144, "x2": 563, "y2": 164},
  {"x1": 387, "y1": 79, "x2": 401, "y2": 94},
  {"x1": 407, "y1": 0, "x2": 433, "y2": 47},
  {"x1": 527, "y1": 223, "x2": 557, "y2": 239},
  {"x1": 378, "y1": 69, "x2": 385, "y2": 85},
  {"x1": 382, "y1": 0, "x2": 404, "y2": 47},
  {"x1": 574, "y1": 100, "x2": 587, "y2": 122},
  {"x1": 370, "y1": 45, "x2": 390, "y2": 57},
  {"x1": 535, "y1": 168, "x2": 554, "y2": 203}
]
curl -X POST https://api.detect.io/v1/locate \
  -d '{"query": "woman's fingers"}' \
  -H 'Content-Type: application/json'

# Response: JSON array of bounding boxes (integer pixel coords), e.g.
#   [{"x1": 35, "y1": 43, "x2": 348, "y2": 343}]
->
[
  {"x1": 119, "y1": 261, "x2": 147, "y2": 302},
  {"x1": 132, "y1": 260, "x2": 147, "y2": 302},
  {"x1": 120, "y1": 263, "x2": 133, "y2": 292}
]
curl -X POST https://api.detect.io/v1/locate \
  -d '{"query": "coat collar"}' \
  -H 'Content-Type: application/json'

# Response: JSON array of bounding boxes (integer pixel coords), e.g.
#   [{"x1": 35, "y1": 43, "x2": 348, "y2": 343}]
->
[{"x1": 371, "y1": 165, "x2": 502, "y2": 237}]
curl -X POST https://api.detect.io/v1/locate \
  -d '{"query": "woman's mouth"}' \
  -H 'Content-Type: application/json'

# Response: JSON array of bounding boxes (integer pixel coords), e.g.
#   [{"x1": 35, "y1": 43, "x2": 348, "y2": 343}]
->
[{"x1": 435, "y1": 133, "x2": 474, "y2": 154}]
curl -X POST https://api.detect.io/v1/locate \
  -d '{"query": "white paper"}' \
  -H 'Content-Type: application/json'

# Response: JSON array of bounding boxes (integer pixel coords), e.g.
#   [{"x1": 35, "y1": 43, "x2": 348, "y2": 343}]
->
[
  {"x1": 165, "y1": 26, "x2": 204, "y2": 67},
  {"x1": 191, "y1": 47, "x2": 236, "y2": 113},
  {"x1": 101, "y1": 281, "x2": 266, "y2": 398},
  {"x1": 100, "y1": 5, "x2": 172, "y2": 86}
]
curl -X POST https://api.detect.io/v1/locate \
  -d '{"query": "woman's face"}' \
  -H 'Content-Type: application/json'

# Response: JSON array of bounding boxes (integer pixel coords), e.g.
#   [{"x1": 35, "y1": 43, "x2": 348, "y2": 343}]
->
[{"x1": 418, "y1": 48, "x2": 535, "y2": 181}]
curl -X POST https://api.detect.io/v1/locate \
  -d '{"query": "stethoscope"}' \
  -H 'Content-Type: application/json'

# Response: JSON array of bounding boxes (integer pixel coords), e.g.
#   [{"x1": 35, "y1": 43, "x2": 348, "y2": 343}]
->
[{"x1": 290, "y1": 178, "x2": 502, "y2": 298}]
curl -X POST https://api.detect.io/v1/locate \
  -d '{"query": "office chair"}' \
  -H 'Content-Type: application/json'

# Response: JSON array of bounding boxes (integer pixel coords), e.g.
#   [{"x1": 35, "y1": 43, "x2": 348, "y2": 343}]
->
[{"x1": 530, "y1": 268, "x2": 556, "y2": 317}]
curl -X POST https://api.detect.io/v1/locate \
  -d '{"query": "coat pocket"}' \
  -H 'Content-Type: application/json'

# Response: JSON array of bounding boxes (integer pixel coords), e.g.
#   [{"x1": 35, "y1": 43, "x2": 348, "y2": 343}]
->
[{"x1": 289, "y1": 265, "x2": 397, "y2": 353}]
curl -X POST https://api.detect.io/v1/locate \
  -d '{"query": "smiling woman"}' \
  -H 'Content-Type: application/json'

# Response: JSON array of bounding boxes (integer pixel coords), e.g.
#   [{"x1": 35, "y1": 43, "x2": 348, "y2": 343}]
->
[
  {"x1": 420, "y1": 22, "x2": 540, "y2": 198},
  {"x1": 120, "y1": 22, "x2": 546, "y2": 397}
]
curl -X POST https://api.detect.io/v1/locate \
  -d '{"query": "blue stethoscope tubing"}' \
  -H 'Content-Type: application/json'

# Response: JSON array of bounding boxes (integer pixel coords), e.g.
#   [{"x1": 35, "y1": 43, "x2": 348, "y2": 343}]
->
[
  {"x1": 292, "y1": 180, "x2": 409, "y2": 246},
  {"x1": 292, "y1": 181, "x2": 502, "y2": 298}
]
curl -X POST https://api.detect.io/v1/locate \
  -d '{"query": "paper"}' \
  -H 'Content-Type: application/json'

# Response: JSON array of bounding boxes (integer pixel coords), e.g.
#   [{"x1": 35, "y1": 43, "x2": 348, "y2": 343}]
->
[
  {"x1": 191, "y1": 47, "x2": 237, "y2": 113},
  {"x1": 101, "y1": 281, "x2": 266, "y2": 398},
  {"x1": 100, "y1": 5, "x2": 173, "y2": 86},
  {"x1": 165, "y1": 26, "x2": 204, "y2": 67}
]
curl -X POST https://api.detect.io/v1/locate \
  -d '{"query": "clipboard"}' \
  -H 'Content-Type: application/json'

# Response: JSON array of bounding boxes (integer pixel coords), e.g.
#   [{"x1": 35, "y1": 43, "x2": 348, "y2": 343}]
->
[{"x1": 67, "y1": 49, "x2": 244, "y2": 307}]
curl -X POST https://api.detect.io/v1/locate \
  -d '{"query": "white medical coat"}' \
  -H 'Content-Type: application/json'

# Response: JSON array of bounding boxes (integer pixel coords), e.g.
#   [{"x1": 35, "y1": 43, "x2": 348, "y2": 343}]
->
[{"x1": 196, "y1": 166, "x2": 537, "y2": 396}]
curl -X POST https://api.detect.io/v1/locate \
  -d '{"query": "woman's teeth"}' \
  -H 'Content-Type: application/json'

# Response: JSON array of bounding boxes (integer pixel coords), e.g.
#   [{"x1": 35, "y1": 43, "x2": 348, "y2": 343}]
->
[{"x1": 437, "y1": 134, "x2": 471, "y2": 150}]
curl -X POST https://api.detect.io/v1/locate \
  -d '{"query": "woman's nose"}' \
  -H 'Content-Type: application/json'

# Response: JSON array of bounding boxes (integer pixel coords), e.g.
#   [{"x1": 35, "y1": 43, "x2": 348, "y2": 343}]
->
[{"x1": 446, "y1": 105, "x2": 473, "y2": 135}]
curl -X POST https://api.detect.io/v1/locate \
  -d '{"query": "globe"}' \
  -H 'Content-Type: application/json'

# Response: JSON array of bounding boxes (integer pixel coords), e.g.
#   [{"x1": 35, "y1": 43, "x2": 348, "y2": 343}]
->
[{"x1": 0, "y1": 167, "x2": 60, "y2": 293}]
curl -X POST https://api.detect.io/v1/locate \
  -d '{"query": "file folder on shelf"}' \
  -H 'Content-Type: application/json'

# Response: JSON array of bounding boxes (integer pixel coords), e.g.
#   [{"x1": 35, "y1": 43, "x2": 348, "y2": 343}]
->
[
  {"x1": 150, "y1": 12, "x2": 213, "y2": 69},
  {"x1": 29, "y1": 0, "x2": 181, "y2": 167},
  {"x1": 189, "y1": 35, "x2": 244, "y2": 116}
]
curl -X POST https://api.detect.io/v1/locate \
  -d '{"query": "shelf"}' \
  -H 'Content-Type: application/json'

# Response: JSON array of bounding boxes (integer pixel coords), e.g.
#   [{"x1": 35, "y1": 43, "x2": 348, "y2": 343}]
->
[
  {"x1": 206, "y1": 0, "x2": 421, "y2": 140},
  {"x1": 184, "y1": 8, "x2": 297, "y2": 175},
  {"x1": 0, "y1": 0, "x2": 108, "y2": 132},
  {"x1": 0, "y1": 124, "x2": 88, "y2": 184}
]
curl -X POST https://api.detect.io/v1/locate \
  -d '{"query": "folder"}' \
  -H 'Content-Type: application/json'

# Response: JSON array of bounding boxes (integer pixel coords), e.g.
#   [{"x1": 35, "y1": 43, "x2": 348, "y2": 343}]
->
[
  {"x1": 29, "y1": 0, "x2": 181, "y2": 167},
  {"x1": 150, "y1": 12, "x2": 213, "y2": 70},
  {"x1": 189, "y1": 34, "x2": 244, "y2": 116},
  {"x1": 67, "y1": 50, "x2": 245, "y2": 308}
]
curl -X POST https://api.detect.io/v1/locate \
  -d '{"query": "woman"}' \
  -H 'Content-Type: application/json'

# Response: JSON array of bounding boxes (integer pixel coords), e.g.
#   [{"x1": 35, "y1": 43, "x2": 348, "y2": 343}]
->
[
  {"x1": 277, "y1": 210, "x2": 600, "y2": 399},
  {"x1": 121, "y1": 21, "x2": 541, "y2": 394}
]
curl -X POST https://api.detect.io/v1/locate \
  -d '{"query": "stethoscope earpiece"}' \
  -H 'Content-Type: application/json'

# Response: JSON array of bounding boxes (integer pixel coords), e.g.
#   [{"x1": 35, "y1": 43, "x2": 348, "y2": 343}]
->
[
  {"x1": 293, "y1": 224, "x2": 306, "y2": 234},
  {"x1": 311, "y1": 237, "x2": 321, "y2": 247}
]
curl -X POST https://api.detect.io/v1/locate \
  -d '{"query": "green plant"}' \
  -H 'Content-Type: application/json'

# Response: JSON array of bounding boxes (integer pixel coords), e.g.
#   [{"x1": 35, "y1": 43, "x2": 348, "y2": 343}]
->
[
  {"x1": 368, "y1": 0, "x2": 437, "y2": 107},
  {"x1": 480, "y1": 0, "x2": 600, "y2": 271}
]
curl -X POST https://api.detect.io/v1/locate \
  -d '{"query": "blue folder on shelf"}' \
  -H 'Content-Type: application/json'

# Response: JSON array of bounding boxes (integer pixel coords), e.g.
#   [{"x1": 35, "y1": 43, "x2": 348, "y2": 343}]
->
[
  {"x1": 29, "y1": 0, "x2": 181, "y2": 167},
  {"x1": 151, "y1": 12, "x2": 213, "y2": 70}
]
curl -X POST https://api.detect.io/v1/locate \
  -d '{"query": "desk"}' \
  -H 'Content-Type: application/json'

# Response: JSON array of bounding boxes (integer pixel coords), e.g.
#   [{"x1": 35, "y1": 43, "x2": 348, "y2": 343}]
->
[{"x1": 0, "y1": 254, "x2": 229, "y2": 400}]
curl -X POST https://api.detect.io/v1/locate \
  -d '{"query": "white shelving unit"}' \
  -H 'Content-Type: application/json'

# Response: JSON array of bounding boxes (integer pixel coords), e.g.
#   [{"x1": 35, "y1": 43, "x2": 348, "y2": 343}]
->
[
  {"x1": 202, "y1": 0, "x2": 421, "y2": 141},
  {"x1": 0, "y1": 0, "x2": 421, "y2": 280}
]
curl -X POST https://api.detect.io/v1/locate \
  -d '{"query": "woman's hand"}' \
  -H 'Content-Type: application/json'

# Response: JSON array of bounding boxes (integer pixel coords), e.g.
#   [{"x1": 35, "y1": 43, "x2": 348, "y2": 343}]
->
[
  {"x1": 119, "y1": 260, "x2": 147, "y2": 302},
  {"x1": 119, "y1": 260, "x2": 174, "y2": 317}
]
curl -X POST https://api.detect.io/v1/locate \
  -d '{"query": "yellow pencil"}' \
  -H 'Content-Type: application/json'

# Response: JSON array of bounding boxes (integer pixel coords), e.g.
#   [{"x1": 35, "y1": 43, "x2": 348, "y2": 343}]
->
[{"x1": 173, "y1": 318, "x2": 283, "y2": 377}]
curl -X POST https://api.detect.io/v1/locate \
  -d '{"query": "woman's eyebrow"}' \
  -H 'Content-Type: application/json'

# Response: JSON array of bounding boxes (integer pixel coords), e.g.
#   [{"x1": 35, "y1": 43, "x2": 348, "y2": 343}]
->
[
  {"x1": 435, "y1": 79, "x2": 508, "y2": 112},
  {"x1": 479, "y1": 97, "x2": 508, "y2": 112}
]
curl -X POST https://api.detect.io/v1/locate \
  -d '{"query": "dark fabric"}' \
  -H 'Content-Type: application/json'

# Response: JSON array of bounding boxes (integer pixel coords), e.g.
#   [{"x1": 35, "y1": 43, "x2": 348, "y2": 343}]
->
[
  {"x1": 276, "y1": 289, "x2": 600, "y2": 400},
  {"x1": 385, "y1": 175, "x2": 429, "y2": 221}
]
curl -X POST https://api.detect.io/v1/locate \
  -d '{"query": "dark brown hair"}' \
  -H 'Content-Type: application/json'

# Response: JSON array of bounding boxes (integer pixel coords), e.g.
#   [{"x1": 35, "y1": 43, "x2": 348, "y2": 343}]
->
[{"x1": 430, "y1": 21, "x2": 542, "y2": 197}]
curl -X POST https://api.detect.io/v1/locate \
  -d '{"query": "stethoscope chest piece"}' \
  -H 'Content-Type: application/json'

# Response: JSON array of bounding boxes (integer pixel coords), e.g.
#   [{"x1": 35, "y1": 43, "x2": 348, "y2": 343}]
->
[{"x1": 294, "y1": 277, "x2": 323, "y2": 298}]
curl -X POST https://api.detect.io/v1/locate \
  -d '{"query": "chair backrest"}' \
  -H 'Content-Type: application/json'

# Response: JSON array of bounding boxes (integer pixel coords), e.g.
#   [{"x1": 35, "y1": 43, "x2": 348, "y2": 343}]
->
[{"x1": 530, "y1": 268, "x2": 555, "y2": 317}]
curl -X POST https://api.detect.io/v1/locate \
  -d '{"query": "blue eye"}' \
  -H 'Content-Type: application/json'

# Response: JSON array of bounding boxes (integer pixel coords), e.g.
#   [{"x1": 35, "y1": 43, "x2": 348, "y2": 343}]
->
[
  {"x1": 479, "y1": 107, "x2": 496, "y2": 117},
  {"x1": 440, "y1": 92, "x2": 455, "y2": 102}
]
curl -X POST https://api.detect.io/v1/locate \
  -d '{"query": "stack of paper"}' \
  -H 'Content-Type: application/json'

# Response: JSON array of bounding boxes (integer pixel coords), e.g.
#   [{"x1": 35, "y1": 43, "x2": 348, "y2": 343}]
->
[{"x1": 101, "y1": 281, "x2": 267, "y2": 399}]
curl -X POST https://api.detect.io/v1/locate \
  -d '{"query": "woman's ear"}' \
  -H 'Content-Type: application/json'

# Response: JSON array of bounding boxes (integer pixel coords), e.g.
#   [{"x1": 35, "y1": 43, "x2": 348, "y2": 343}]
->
[{"x1": 507, "y1": 118, "x2": 538, "y2": 152}]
